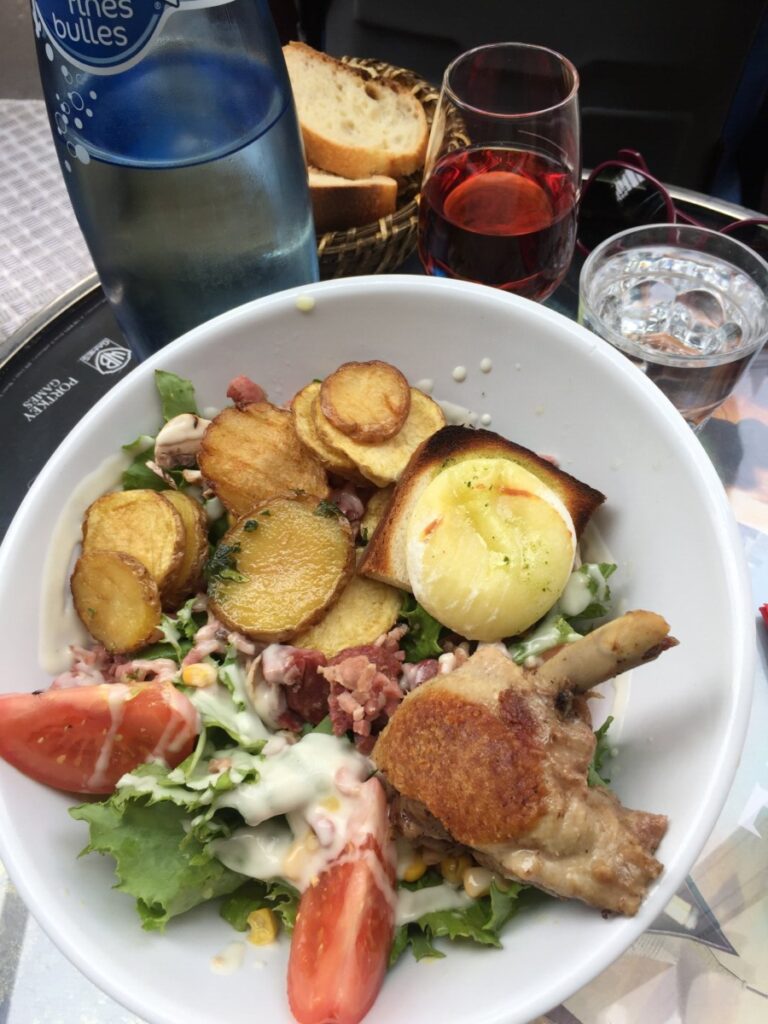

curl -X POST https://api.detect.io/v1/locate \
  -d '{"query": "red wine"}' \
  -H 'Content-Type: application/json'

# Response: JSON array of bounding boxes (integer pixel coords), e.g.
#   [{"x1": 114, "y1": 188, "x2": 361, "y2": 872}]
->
[{"x1": 419, "y1": 147, "x2": 577, "y2": 301}]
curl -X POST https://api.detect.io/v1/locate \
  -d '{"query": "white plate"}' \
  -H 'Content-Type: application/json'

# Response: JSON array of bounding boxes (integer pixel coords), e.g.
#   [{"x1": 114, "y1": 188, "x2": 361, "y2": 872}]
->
[{"x1": 0, "y1": 276, "x2": 753, "y2": 1024}]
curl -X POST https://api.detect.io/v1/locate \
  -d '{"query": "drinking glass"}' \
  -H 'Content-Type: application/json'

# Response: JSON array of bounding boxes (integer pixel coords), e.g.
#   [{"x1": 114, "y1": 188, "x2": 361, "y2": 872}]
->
[
  {"x1": 579, "y1": 224, "x2": 768, "y2": 430},
  {"x1": 418, "y1": 42, "x2": 580, "y2": 301}
]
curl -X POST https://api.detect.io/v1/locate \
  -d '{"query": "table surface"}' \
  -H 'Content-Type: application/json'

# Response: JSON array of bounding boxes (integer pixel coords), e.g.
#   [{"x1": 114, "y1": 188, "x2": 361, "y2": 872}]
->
[{"x1": 1, "y1": 98, "x2": 767, "y2": 1024}]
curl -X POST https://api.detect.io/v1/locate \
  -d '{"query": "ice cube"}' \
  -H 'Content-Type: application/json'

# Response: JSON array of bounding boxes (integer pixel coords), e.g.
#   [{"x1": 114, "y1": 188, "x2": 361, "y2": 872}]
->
[
  {"x1": 710, "y1": 321, "x2": 743, "y2": 354},
  {"x1": 675, "y1": 289, "x2": 725, "y2": 328},
  {"x1": 620, "y1": 278, "x2": 676, "y2": 337},
  {"x1": 665, "y1": 302, "x2": 694, "y2": 345}
]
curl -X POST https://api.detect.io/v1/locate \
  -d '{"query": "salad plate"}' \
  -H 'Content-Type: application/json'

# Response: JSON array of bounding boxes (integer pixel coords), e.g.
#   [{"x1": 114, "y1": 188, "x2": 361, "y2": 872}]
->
[{"x1": 0, "y1": 275, "x2": 753, "y2": 1024}]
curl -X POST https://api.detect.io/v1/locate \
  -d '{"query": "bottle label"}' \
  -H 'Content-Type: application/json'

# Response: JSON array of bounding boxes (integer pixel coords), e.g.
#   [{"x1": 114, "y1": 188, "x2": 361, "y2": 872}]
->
[{"x1": 34, "y1": 0, "x2": 234, "y2": 74}]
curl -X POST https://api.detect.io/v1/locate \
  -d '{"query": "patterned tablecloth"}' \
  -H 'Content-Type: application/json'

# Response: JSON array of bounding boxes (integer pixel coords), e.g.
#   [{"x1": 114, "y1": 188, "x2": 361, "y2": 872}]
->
[
  {"x1": 0, "y1": 99, "x2": 93, "y2": 349},
  {"x1": 0, "y1": 99, "x2": 767, "y2": 1024}
]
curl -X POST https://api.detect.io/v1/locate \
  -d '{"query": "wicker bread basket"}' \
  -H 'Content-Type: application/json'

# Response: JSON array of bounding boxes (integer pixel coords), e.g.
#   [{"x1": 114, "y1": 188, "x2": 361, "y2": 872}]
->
[{"x1": 314, "y1": 58, "x2": 456, "y2": 279}]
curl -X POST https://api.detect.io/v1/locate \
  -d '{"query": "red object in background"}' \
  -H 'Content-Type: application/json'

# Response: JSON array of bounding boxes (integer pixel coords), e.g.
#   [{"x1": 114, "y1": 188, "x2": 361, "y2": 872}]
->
[{"x1": 759, "y1": 603, "x2": 768, "y2": 628}]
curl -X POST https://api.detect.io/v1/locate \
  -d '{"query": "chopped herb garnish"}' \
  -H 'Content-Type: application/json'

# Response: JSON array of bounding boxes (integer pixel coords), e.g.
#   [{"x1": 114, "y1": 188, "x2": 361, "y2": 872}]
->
[
  {"x1": 314, "y1": 499, "x2": 342, "y2": 518},
  {"x1": 260, "y1": 510, "x2": 271, "y2": 517},
  {"x1": 205, "y1": 543, "x2": 246, "y2": 584},
  {"x1": 243, "y1": 520, "x2": 259, "y2": 532}
]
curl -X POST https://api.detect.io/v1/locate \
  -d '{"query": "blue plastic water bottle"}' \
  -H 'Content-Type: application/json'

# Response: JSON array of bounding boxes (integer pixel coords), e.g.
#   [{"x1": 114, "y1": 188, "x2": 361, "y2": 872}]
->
[{"x1": 30, "y1": 0, "x2": 318, "y2": 356}]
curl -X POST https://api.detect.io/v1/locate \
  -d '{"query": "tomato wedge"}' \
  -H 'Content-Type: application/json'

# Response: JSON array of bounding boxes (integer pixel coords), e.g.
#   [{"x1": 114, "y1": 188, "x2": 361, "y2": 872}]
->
[
  {"x1": 288, "y1": 777, "x2": 396, "y2": 1024},
  {"x1": 0, "y1": 682, "x2": 199, "y2": 794}
]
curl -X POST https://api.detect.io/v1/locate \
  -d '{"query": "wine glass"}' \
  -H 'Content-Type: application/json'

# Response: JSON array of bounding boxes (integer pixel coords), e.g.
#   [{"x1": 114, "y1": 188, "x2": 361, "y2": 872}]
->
[{"x1": 418, "y1": 42, "x2": 580, "y2": 302}]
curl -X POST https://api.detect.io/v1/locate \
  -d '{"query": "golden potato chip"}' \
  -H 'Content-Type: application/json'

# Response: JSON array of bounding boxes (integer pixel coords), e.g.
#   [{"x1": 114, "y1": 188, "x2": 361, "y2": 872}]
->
[
  {"x1": 199, "y1": 402, "x2": 329, "y2": 517},
  {"x1": 291, "y1": 381, "x2": 362, "y2": 480},
  {"x1": 71, "y1": 550, "x2": 162, "y2": 654},
  {"x1": 208, "y1": 496, "x2": 354, "y2": 642},
  {"x1": 293, "y1": 569, "x2": 402, "y2": 656},
  {"x1": 82, "y1": 489, "x2": 184, "y2": 597},
  {"x1": 313, "y1": 389, "x2": 446, "y2": 486},
  {"x1": 320, "y1": 360, "x2": 411, "y2": 442},
  {"x1": 162, "y1": 490, "x2": 208, "y2": 608}
]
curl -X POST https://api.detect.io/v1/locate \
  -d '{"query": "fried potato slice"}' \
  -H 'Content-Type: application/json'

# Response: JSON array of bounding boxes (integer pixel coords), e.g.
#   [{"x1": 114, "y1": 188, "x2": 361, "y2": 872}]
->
[
  {"x1": 320, "y1": 360, "x2": 411, "y2": 442},
  {"x1": 360, "y1": 486, "x2": 394, "y2": 543},
  {"x1": 293, "y1": 567, "x2": 402, "y2": 657},
  {"x1": 199, "y1": 402, "x2": 329, "y2": 517},
  {"x1": 291, "y1": 381, "x2": 362, "y2": 480},
  {"x1": 162, "y1": 490, "x2": 208, "y2": 608},
  {"x1": 313, "y1": 390, "x2": 446, "y2": 487},
  {"x1": 82, "y1": 489, "x2": 184, "y2": 598},
  {"x1": 208, "y1": 496, "x2": 354, "y2": 642},
  {"x1": 71, "y1": 550, "x2": 162, "y2": 653}
]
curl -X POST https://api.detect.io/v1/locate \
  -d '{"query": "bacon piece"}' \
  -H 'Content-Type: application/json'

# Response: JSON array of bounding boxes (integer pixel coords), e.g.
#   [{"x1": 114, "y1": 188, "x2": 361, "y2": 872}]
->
[
  {"x1": 261, "y1": 644, "x2": 329, "y2": 727},
  {"x1": 400, "y1": 659, "x2": 440, "y2": 692},
  {"x1": 226, "y1": 375, "x2": 267, "y2": 408},
  {"x1": 51, "y1": 645, "x2": 125, "y2": 688},
  {"x1": 322, "y1": 643, "x2": 404, "y2": 753}
]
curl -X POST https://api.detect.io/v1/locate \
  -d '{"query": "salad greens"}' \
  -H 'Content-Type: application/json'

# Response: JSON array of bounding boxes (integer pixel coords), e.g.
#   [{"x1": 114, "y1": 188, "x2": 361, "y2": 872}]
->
[
  {"x1": 68, "y1": 368, "x2": 624, "y2": 964},
  {"x1": 390, "y1": 869, "x2": 524, "y2": 965},
  {"x1": 399, "y1": 595, "x2": 444, "y2": 661},
  {"x1": 122, "y1": 371, "x2": 199, "y2": 491},
  {"x1": 508, "y1": 562, "x2": 616, "y2": 664}
]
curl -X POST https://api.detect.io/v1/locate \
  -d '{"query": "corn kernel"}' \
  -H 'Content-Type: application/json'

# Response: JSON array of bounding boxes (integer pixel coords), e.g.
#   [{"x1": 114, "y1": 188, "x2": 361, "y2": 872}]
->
[
  {"x1": 181, "y1": 663, "x2": 218, "y2": 688},
  {"x1": 462, "y1": 867, "x2": 494, "y2": 899},
  {"x1": 402, "y1": 858, "x2": 427, "y2": 883},
  {"x1": 440, "y1": 855, "x2": 473, "y2": 885},
  {"x1": 246, "y1": 908, "x2": 278, "y2": 946},
  {"x1": 320, "y1": 795, "x2": 341, "y2": 812}
]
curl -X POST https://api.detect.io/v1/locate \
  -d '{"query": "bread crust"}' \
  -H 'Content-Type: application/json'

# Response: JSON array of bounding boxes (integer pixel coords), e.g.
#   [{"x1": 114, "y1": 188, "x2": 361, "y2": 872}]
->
[
  {"x1": 309, "y1": 169, "x2": 397, "y2": 232},
  {"x1": 359, "y1": 426, "x2": 606, "y2": 589},
  {"x1": 284, "y1": 41, "x2": 428, "y2": 180}
]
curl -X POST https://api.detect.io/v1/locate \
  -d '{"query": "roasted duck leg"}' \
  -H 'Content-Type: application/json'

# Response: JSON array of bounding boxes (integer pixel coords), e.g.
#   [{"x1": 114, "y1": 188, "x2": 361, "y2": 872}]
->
[{"x1": 373, "y1": 611, "x2": 677, "y2": 915}]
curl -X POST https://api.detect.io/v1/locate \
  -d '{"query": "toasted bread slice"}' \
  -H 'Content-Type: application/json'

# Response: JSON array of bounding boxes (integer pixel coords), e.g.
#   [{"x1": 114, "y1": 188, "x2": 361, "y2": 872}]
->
[
  {"x1": 358, "y1": 426, "x2": 605, "y2": 590},
  {"x1": 284, "y1": 42, "x2": 428, "y2": 179},
  {"x1": 309, "y1": 167, "x2": 398, "y2": 232}
]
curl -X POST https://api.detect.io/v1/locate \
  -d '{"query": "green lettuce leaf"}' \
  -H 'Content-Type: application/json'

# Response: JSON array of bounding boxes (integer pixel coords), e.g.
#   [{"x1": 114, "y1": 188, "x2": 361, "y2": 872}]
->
[
  {"x1": 587, "y1": 716, "x2": 614, "y2": 787},
  {"x1": 70, "y1": 797, "x2": 244, "y2": 932},
  {"x1": 508, "y1": 613, "x2": 581, "y2": 664},
  {"x1": 389, "y1": 878, "x2": 523, "y2": 966},
  {"x1": 399, "y1": 596, "x2": 444, "y2": 662},
  {"x1": 155, "y1": 370, "x2": 199, "y2": 422},
  {"x1": 220, "y1": 878, "x2": 300, "y2": 934}
]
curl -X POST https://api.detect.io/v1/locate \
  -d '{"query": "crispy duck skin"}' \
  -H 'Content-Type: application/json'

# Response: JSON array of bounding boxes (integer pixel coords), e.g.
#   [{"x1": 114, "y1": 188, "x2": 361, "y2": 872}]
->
[{"x1": 373, "y1": 611, "x2": 677, "y2": 916}]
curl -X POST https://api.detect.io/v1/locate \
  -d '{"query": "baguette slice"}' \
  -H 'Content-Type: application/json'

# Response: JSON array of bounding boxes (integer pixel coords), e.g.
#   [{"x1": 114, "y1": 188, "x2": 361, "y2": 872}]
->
[
  {"x1": 284, "y1": 41, "x2": 428, "y2": 179},
  {"x1": 359, "y1": 426, "x2": 606, "y2": 590},
  {"x1": 309, "y1": 167, "x2": 397, "y2": 232}
]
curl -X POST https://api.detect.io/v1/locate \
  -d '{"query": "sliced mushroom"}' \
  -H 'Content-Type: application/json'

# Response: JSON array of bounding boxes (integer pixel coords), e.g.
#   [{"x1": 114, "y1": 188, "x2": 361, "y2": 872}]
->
[{"x1": 154, "y1": 413, "x2": 212, "y2": 469}]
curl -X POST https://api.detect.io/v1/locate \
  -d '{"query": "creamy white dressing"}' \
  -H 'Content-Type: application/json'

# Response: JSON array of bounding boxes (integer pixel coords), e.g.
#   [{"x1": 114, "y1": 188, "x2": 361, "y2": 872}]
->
[
  {"x1": 187, "y1": 682, "x2": 270, "y2": 747},
  {"x1": 211, "y1": 821, "x2": 294, "y2": 881},
  {"x1": 559, "y1": 563, "x2": 610, "y2": 618},
  {"x1": 295, "y1": 295, "x2": 315, "y2": 312},
  {"x1": 38, "y1": 453, "x2": 129, "y2": 674},
  {"x1": 479, "y1": 357, "x2": 493, "y2": 373},
  {"x1": 436, "y1": 399, "x2": 479, "y2": 427},
  {"x1": 87, "y1": 684, "x2": 130, "y2": 791},
  {"x1": 214, "y1": 733, "x2": 368, "y2": 826},
  {"x1": 415, "y1": 378, "x2": 434, "y2": 394},
  {"x1": 395, "y1": 883, "x2": 473, "y2": 926},
  {"x1": 247, "y1": 671, "x2": 284, "y2": 729},
  {"x1": 451, "y1": 366, "x2": 467, "y2": 382},
  {"x1": 210, "y1": 941, "x2": 246, "y2": 975}
]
